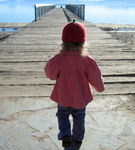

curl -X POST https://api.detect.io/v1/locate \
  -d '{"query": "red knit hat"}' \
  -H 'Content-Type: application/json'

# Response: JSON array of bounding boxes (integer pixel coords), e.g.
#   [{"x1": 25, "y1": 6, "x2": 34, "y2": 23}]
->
[{"x1": 62, "y1": 19, "x2": 86, "y2": 42}]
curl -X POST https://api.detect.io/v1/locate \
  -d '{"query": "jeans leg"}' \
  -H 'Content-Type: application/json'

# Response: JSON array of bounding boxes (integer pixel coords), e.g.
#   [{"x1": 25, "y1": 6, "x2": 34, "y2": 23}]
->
[
  {"x1": 72, "y1": 108, "x2": 86, "y2": 142},
  {"x1": 56, "y1": 105, "x2": 71, "y2": 140}
]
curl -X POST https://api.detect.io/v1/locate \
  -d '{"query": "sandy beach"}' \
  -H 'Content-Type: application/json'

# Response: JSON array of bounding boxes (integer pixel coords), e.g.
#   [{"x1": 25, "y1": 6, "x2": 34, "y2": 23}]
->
[
  {"x1": 95, "y1": 23, "x2": 135, "y2": 47},
  {"x1": 95, "y1": 23, "x2": 135, "y2": 31},
  {"x1": 0, "y1": 23, "x2": 28, "y2": 28},
  {"x1": 96, "y1": 24, "x2": 135, "y2": 47},
  {"x1": 0, "y1": 23, "x2": 28, "y2": 41},
  {"x1": 0, "y1": 32, "x2": 14, "y2": 41}
]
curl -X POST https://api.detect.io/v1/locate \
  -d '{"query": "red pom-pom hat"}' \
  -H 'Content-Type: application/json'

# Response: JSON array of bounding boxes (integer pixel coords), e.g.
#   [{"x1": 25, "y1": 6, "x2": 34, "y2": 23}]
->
[{"x1": 62, "y1": 19, "x2": 87, "y2": 42}]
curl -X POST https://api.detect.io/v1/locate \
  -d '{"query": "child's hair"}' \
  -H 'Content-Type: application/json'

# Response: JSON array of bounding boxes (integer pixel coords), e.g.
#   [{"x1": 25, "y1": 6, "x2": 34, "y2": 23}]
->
[{"x1": 60, "y1": 42, "x2": 87, "y2": 56}]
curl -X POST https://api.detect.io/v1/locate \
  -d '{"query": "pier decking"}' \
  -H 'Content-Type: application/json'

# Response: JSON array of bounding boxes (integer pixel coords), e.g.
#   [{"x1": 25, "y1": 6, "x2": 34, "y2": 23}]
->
[{"x1": 0, "y1": 8, "x2": 135, "y2": 150}]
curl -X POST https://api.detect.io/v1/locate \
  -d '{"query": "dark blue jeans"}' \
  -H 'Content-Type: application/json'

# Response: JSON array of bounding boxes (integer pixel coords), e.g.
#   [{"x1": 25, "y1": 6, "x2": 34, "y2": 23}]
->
[{"x1": 56, "y1": 105, "x2": 86, "y2": 142}]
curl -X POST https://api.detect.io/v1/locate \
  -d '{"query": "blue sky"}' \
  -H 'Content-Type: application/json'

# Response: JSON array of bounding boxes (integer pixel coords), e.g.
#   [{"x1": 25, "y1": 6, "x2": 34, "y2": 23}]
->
[
  {"x1": 0, "y1": 0, "x2": 134, "y2": 7},
  {"x1": 0, "y1": 0, "x2": 135, "y2": 23}
]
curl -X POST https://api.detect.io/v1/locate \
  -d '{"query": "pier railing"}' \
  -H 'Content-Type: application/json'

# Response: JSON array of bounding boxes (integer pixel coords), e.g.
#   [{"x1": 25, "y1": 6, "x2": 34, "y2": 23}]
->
[
  {"x1": 34, "y1": 4, "x2": 55, "y2": 21},
  {"x1": 34, "y1": 4, "x2": 85, "y2": 21},
  {"x1": 66, "y1": 4, "x2": 85, "y2": 20}
]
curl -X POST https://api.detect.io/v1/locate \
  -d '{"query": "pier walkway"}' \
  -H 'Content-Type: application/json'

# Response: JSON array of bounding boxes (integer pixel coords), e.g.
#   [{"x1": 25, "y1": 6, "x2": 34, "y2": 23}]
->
[{"x1": 0, "y1": 8, "x2": 135, "y2": 150}]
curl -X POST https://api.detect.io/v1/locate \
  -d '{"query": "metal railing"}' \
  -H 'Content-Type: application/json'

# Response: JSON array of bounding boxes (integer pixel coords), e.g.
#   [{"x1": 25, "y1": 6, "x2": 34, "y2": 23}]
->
[
  {"x1": 66, "y1": 4, "x2": 85, "y2": 21},
  {"x1": 34, "y1": 4, "x2": 55, "y2": 21}
]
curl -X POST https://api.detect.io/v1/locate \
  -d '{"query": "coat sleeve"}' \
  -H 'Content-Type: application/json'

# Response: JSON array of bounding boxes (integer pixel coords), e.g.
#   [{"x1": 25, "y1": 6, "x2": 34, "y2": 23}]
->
[
  {"x1": 85, "y1": 56, "x2": 105, "y2": 92},
  {"x1": 44, "y1": 56, "x2": 60, "y2": 80}
]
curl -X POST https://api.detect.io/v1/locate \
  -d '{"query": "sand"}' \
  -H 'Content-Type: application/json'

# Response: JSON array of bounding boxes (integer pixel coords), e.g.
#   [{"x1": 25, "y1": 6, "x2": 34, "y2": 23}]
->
[
  {"x1": 95, "y1": 23, "x2": 135, "y2": 47},
  {"x1": 0, "y1": 32, "x2": 14, "y2": 41},
  {"x1": 0, "y1": 23, "x2": 28, "y2": 28},
  {"x1": 95, "y1": 23, "x2": 135, "y2": 31},
  {"x1": 0, "y1": 23, "x2": 28, "y2": 40}
]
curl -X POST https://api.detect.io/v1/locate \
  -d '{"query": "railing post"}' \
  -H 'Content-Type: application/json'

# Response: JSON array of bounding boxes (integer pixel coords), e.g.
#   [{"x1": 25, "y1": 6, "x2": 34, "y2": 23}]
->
[
  {"x1": 34, "y1": 4, "x2": 56, "y2": 21},
  {"x1": 34, "y1": 5, "x2": 37, "y2": 22},
  {"x1": 82, "y1": 5, "x2": 85, "y2": 21},
  {"x1": 35, "y1": 4, "x2": 85, "y2": 21},
  {"x1": 65, "y1": 4, "x2": 85, "y2": 21}
]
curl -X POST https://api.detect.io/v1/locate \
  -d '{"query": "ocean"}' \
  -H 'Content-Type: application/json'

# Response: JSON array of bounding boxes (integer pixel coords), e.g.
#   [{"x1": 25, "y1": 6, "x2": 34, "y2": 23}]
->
[{"x1": 0, "y1": 0, "x2": 135, "y2": 24}]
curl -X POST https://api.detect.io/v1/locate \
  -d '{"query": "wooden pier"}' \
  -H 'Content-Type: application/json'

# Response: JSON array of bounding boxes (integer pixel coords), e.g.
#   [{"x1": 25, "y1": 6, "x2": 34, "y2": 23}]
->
[{"x1": 0, "y1": 8, "x2": 135, "y2": 150}]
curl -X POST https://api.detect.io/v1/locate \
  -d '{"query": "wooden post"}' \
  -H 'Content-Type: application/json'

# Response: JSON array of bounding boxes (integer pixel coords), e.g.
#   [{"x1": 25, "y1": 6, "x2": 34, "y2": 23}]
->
[
  {"x1": 34, "y1": 5, "x2": 37, "y2": 22},
  {"x1": 83, "y1": 5, "x2": 85, "y2": 21},
  {"x1": 65, "y1": 4, "x2": 85, "y2": 21},
  {"x1": 34, "y1": 4, "x2": 55, "y2": 22}
]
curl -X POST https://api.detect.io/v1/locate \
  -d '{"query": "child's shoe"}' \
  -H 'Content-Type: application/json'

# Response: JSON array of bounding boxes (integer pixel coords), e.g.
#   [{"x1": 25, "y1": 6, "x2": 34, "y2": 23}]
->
[
  {"x1": 62, "y1": 136, "x2": 72, "y2": 148},
  {"x1": 64, "y1": 147, "x2": 74, "y2": 150},
  {"x1": 72, "y1": 139, "x2": 82, "y2": 150}
]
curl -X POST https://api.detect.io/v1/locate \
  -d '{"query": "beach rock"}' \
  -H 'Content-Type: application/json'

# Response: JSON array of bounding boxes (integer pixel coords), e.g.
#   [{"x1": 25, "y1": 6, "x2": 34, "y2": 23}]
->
[
  {"x1": 26, "y1": 108, "x2": 57, "y2": 133},
  {"x1": 82, "y1": 129, "x2": 125, "y2": 150},
  {"x1": 0, "y1": 121, "x2": 58, "y2": 150},
  {"x1": 0, "y1": 97, "x2": 56, "y2": 120}
]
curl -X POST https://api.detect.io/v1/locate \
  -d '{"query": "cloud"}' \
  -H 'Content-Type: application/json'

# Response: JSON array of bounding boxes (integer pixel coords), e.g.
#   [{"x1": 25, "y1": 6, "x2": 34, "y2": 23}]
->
[{"x1": 85, "y1": 5, "x2": 135, "y2": 24}]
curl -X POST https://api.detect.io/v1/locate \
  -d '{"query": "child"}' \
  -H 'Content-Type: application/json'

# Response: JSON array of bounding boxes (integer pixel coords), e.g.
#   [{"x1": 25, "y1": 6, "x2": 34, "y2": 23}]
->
[{"x1": 45, "y1": 19, "x2": 104, "y2": 150}]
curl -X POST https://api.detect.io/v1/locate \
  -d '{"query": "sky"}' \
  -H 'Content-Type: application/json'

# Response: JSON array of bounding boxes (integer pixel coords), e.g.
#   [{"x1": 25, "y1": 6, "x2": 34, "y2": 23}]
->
[
  {"x1": 0, "y1": 0, "x2": 135, "y2": 24},
  {"x1": 0, "y1": 0, "x2": 134, "y2": 7}
]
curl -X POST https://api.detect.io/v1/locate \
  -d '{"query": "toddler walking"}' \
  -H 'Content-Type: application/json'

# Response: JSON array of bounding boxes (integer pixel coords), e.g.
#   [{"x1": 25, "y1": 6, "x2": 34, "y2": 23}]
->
[{"x1": 45, "y1": 20, "x2": 104, "y2": 150}]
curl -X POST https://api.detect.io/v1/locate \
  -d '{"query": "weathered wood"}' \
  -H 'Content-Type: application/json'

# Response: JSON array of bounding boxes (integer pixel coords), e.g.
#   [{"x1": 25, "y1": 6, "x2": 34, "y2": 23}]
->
[
  {"x1": 0, "y1": 73, "x2": 134, "y2": 85},
  {"x1": 0, "y1": 8, "x2": 135, "y2": 99},
  {"x1": 0, "y1": 83, "x2": 134, "y2": 98}
]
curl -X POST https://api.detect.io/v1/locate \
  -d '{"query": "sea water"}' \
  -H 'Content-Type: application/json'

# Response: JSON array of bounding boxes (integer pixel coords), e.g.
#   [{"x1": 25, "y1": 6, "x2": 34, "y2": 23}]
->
[
  {"x1": 0, "y1": 0, "x2": 135, "y2": 24},
  {"x1": 0, "y1": 27, "x2": 21, "y2": 32}
]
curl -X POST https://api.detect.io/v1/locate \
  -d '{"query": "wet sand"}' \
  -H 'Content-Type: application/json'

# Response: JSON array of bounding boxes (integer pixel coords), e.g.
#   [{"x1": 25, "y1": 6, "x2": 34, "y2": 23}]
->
[
  {"x1": 96, "y1": 23, "x2": 135, "y2": 47},
  {"x1": 0, "y1": 23, "x2": 28, "y2": 41},
  {"x1": 0, "y1": 23, "x2": 28, "y2": 28},
  {"x1": 0, "y1": 32, "x2": 14, "y2": 41},
  {"x1": 95, "y1": 23, "x2": 135, "y2": 31}
]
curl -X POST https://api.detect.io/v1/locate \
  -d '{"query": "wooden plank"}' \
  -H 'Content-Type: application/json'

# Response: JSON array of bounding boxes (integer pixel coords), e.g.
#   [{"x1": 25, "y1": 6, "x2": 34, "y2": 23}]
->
[
  {"x1": 0, "y1": 83, "x2": 134, "y2": 97},
  {"x1": 0, "y1": 8, "x2": 135, "y2": 100},
  {"x1": 0, "y1": 74, "x2": 134, "y2": 85}
]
